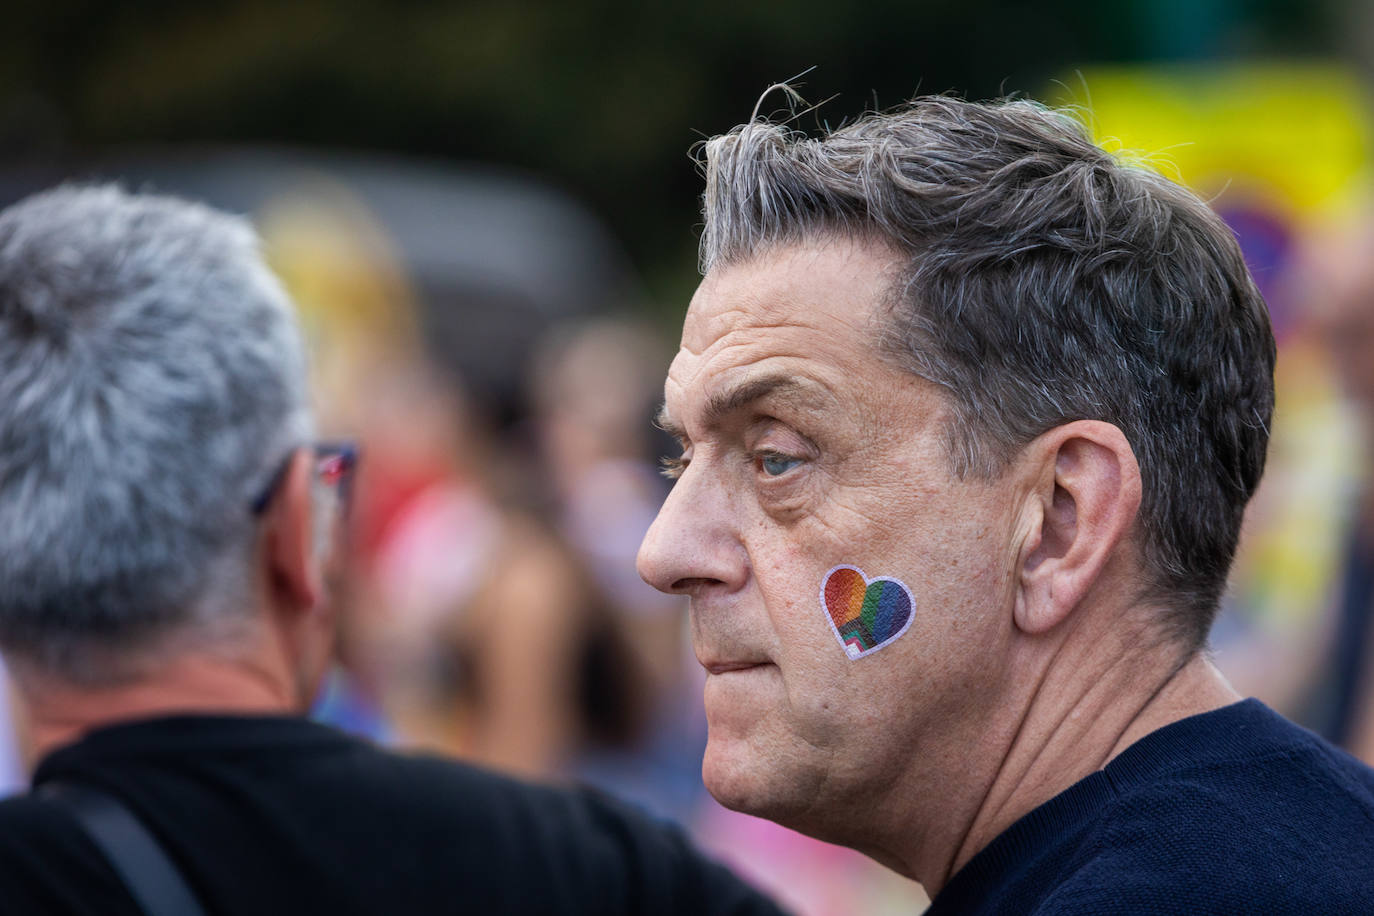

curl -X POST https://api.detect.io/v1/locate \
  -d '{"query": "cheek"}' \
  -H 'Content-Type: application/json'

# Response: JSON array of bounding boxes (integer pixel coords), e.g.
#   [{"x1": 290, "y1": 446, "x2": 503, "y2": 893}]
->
[
  {"x1": 750, "y1": 479, "x2": 1014, "y2": 669},
  {"x1": 758, "y1": 554, "x2": 834, "y2": 656},
  {"x1": 892, "y1": 548, "x2": 1016, "y2": 689},
  {"x1": 765, "y1": 575, "x2": 909, "y2": 739},
  {"x1": 875, "y1": 476, "x2": 1019, "y2": 615},
  {"x1": 774, "y1": 529, "x2": 1011, "y2": 703},
  {"x1": 915, "y1": 538, "x2": 1010, "y2": 609},
  {"x1": 747, "y1": 569, "x2": 853, "y2": 728}
]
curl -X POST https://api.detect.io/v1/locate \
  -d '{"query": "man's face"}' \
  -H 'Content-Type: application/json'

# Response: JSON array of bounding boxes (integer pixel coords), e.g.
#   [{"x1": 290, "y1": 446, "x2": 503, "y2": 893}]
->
[{"x1": 637, "y1": 239, "x2": 1026, "y2": 838}]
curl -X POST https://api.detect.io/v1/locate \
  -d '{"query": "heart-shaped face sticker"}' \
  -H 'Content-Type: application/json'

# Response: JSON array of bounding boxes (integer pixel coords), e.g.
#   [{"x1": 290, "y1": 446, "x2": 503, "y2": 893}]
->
[{"x1": 821, "y1": 565, "x2": 915, "y2": 659}]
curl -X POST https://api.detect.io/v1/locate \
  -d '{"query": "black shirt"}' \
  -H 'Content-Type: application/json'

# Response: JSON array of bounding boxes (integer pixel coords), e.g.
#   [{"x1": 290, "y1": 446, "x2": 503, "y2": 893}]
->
[
  {"x1": 0, "y1": 715, "x2": 787, "y2": 915},
  {"x1": 926, "y1": 700, "x2": 1374, "y2": 915}
]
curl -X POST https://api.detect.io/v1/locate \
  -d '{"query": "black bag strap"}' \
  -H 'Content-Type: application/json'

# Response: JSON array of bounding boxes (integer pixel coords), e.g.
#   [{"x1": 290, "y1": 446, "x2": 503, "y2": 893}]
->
[{"x1": 38, "y1": 782, "x2": 210, "y2": 916}]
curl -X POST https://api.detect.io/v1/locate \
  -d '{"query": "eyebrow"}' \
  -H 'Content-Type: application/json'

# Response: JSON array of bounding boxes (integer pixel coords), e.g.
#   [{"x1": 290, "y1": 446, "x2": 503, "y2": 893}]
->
[{"x1": 656, "y1": 373, "x2": 830, "y2": 439}]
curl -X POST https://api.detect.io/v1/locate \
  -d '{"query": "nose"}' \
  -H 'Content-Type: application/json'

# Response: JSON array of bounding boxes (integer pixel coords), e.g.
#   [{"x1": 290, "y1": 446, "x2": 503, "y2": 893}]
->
[{"x1": 637, "y1": 460, "x2": 747, "y2": 596}]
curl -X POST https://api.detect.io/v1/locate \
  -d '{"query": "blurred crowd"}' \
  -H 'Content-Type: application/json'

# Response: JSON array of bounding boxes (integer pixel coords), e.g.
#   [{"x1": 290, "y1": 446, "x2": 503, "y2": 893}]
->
[
  {"x1": 3, "y1": 81, "x2": 1374, "y2": 916},
  {"x1": 1212, "y1": 202, "x2": 1374, "y2": 758}
]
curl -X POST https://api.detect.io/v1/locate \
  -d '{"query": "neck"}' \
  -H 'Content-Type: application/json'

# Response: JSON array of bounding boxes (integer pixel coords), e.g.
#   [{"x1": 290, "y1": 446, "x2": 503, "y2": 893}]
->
[
  {"x1": 901, "y1": 606, "x2": 1240, "y2": 895},
  {"x1": 15, "y1": 648, "x2": 301, "y2": 768}
]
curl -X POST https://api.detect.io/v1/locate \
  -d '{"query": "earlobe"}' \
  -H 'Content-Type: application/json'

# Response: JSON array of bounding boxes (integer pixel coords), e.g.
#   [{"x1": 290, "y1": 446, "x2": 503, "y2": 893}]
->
[
  {"x1": 1014, "y1": 421, "x2": 1142, "y2": 636},
  {"x1": 261, "y1": 449, "x2": 321, "y2": 614}
]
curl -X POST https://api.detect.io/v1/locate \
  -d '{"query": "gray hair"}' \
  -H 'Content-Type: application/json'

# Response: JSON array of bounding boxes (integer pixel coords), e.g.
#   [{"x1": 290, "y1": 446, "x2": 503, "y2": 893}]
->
[
  {"x1": 0, "y1": 184, "x2": 312, "y2": 682},
  {"x1": 699, "y1": 96, "x2": 1276, "y2": 647}
]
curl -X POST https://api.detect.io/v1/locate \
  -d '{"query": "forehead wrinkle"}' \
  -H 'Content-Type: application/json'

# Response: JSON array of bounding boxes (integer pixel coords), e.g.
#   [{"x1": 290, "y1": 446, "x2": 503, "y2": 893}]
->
[
  {"x1": 663, "y1": 334, "x2": 834, "y2": 424},
  {"x1": 702, "y1": 372, "x2": 834, "y2": 431},
  {"x1": 686, "y1": 265, "x2": 872, "y2": 355},
  {"x1": 669, "y1": 244, "x2": 894, "y2": 442}
]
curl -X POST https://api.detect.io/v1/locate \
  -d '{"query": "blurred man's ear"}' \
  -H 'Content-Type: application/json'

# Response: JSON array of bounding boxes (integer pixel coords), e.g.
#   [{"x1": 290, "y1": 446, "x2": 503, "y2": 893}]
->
[
  {"x1": 1013, "y1": 421, "x2": 1143, "y2": 635},
  {"x1": 260, "y1": 449, "x2": 322, "y2": 616}
]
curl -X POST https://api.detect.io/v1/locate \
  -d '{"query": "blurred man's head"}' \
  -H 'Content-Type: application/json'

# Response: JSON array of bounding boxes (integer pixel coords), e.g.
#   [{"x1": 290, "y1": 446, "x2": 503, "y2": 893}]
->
[
  {"x1": 0, "y1": 185, "x2": 333, "y2": 698},
  {"x1": 638, "y1": 97, "x2": 1274, "y2": 850}
]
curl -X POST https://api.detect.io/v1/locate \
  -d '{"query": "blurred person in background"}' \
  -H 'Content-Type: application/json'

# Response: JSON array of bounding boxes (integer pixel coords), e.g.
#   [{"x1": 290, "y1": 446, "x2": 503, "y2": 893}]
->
[
  {"x1": 1213, "y1": 206, "x2": 1374, "y2": 765},
  {"x1": 637, "y1": 96, "x2": 1374, "y2": 913},
  {"x1": 529, "y1": 319, "x2": 709, "y2": 819},
  {"x1": 1293, "y1": 209, "x2": 1374, "y2": 759},
  {"x1": 266, "y1": 176, "x2": 669, "y2": 785},
  {"x1": 0, "y1": 184, "x2": 786, "y2": 915},
  {"x1": 341, "y1": 356, "x2": 651, "y2": 778},
  {"x1": 531, "y1": 320, "x2": 684, "y2": 693}
]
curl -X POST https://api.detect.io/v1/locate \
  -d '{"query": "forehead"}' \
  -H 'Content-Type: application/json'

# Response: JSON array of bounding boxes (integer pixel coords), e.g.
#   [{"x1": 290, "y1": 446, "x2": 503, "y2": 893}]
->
[{"x1": 668, "y1": 240, "x2": 902, "y2": 411}]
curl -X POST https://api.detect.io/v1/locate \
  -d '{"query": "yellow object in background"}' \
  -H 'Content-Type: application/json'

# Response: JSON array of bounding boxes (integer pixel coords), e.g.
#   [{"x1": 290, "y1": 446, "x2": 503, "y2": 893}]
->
[
  {"x1": 1050, "y1": 62, "x2": 1371, "y2": 218},
  {"x1": 1051, "y1": 63, "x2": 1374, "y2": 707}
]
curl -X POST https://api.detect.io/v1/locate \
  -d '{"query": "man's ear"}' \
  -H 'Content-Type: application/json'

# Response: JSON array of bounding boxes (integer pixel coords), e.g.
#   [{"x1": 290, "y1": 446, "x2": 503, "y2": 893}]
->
[
  {"x1": 1014, "y1": 420, "x2": 1142, "y2": 635},
  {"x1": 260, "y1": 449, "x2": 321, "y2": 616}
]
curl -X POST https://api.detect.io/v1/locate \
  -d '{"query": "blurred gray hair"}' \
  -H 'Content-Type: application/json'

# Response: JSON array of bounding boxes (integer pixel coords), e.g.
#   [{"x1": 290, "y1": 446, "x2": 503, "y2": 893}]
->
[
  {"x1": 699, "y1": 96, "x2": 1276, "y2": 647},
  {"x1": 0, "y1": 184, "x2": 312, "y2": 682}
]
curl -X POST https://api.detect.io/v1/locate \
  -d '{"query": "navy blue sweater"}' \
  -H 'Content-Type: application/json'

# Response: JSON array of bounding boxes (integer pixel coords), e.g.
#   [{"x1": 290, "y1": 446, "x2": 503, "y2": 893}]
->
[{"x1": 926, "y1": 699, "x2": 1374, "y2": 914}]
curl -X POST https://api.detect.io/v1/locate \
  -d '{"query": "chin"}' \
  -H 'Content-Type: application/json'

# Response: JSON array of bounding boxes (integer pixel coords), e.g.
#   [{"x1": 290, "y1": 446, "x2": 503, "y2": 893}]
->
[
  {"x1": 702, "y1": 728, "x2": 884, "y2": 853},
  {"x1": 703, "y1": 760, "x2": 775, "y2": 822},
  {"x1": 701, "y1": 733, "x2": 814, "y2": 827}
]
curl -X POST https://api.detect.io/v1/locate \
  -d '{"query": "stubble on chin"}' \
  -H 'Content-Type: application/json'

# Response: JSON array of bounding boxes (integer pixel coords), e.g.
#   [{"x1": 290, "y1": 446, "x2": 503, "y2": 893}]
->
[{"x1": 700, "y1": 721, "x2": 833, "y2": 832}]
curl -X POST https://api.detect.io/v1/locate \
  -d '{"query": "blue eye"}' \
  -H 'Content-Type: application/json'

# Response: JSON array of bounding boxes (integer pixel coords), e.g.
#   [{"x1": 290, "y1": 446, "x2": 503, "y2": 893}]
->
[{"x1": 760, "y1": 453, "x2": 801, "y2": 477}]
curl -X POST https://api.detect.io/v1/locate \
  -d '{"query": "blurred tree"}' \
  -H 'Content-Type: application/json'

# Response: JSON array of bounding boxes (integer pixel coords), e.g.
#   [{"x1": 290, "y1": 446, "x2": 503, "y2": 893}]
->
[{"x1": 0, "y1": 0, "x2": 1341, "y2": 307}]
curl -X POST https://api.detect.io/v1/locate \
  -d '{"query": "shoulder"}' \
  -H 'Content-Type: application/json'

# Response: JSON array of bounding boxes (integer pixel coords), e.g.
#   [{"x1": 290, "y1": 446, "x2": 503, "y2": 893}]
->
[
  {"x1": 0, "y1": 794, "x2": 91, "y2": 859},
  {"x1": 1041, "y1": 740, "x2": 1374, "y2": 914},
  {"x1": 312, "y1": 745, "x2": 784, "y2": 915},
  {"x1": 0, "y1": 795, "x2": 141, "y2": 915},
  {"x1": 936, "y1": 704, "x2": 1374, "y2": 916}
]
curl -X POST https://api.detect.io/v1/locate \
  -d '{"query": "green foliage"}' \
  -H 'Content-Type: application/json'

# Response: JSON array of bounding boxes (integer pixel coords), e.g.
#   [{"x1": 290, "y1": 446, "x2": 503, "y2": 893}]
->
[{"x1": 0, "y1": 0, "x2": 1337, "y2": 309}]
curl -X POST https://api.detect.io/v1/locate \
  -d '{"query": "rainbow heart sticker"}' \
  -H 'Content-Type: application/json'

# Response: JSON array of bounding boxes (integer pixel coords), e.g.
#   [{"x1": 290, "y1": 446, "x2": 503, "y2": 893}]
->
[{"x1": 821, "y1": 565, "x2": 915, "y2": 659}]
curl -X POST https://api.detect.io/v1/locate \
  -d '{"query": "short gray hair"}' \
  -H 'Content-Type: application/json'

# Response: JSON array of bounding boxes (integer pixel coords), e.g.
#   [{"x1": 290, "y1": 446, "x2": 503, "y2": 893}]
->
[
  {"x1": 699, "y1": 96, "x2": 1276, "y2": 647},
  {"x1": 0, "y1": 184, "x2": 311, "y2": 682}
]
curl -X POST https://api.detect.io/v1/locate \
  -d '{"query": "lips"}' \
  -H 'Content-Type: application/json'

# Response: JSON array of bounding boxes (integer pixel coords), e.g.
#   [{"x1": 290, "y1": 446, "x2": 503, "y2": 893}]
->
[
  {"x1": 701, "y1": 659, "x2": 772, "y2": 675},
  {"x1": 691, "y1": 604, "x2": 773, "y2": 675}
]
